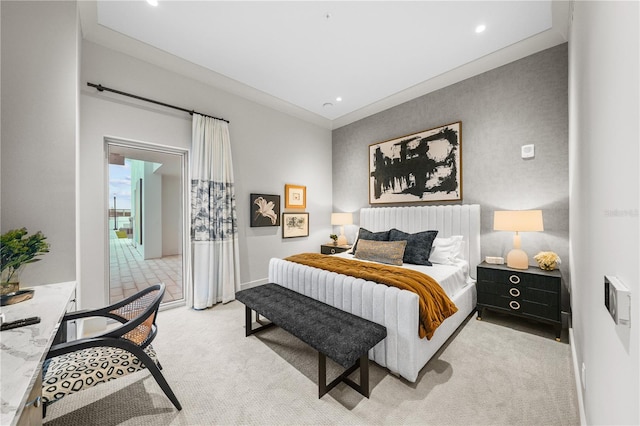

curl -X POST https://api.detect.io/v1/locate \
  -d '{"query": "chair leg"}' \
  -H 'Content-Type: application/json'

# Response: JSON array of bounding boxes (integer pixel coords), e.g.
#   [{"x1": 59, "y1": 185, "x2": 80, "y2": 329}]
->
[
  {"x1": 133, "y1": 349, "x2": 182, "y2": 411},
  {"x1": 145, "y1": 360, "x2": 182, "y2": 411}
]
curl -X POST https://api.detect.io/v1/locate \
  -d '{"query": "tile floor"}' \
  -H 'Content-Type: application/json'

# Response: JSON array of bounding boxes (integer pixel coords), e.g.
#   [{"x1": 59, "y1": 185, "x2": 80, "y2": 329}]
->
[{"x1": 109, "y1": 230, "x2": 183, "y2": 305}]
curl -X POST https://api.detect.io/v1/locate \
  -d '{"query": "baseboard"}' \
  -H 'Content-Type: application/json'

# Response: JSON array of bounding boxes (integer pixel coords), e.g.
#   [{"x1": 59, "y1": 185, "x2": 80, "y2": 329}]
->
[
  {"x1": 569, "y1": 327, "x2": 587, "y2": 425},
  {"x1": 241, "y1": 278, "x2": 269, "y2": 291}
]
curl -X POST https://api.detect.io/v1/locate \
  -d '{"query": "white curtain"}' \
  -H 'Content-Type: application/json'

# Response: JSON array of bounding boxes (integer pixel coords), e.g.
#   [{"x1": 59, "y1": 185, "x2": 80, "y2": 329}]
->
[{"x1": 191, "y1": 114, "x2": 240, "y2": 309}]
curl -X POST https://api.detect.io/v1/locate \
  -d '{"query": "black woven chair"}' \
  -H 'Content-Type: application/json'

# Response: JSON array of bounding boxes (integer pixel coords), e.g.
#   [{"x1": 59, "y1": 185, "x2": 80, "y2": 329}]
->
[{"x1": 42, "y1": 283, "x2": 182, "y2": 415}]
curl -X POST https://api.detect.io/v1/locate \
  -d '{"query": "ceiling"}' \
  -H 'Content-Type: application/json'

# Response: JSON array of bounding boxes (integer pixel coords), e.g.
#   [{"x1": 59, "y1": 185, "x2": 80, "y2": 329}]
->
[{"x1": 79, "y1": 1, "x2": 570, "y2": 129}]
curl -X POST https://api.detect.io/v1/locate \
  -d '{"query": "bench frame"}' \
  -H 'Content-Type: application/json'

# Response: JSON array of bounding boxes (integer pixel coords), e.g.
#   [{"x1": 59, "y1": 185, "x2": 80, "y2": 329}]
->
[{"x1": 244, "y1": 306, "x2": 371, "y2": 398}]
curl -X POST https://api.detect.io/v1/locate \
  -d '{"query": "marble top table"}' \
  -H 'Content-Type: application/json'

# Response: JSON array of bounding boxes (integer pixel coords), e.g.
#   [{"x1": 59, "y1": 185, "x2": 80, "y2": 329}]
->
[{"x1": 0, "y1": 281, "x2": 76, "y2": 426}]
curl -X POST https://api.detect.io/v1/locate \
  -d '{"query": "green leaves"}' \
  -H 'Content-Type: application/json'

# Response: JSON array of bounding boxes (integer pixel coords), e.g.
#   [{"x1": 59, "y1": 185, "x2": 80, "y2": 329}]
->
[{"x1": 1, "y1": 228, "x2": 50, "y2": 276}]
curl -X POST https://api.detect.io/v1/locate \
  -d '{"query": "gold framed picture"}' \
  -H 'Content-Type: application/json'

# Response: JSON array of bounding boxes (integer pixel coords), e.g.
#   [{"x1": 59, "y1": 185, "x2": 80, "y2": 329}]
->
[{"x1": 284, "y1": 184, "x2": 306, "y2": 209}]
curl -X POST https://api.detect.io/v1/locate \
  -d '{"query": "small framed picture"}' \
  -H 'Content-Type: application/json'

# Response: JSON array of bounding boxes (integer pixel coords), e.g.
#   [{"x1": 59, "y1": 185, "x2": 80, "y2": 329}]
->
[
  {"x1": 284, "y1": 184, "x2": 306, "y2": 209},
  {"x1": 250, "y1": 194, "x2": 280, "y2": 227},
  {"x1": 282, "y1": 212, "x2": 309, "y2": 238}
]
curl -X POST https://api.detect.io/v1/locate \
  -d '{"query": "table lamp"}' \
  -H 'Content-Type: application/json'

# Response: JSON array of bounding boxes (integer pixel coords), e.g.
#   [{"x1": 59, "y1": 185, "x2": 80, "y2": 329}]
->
[
  {"x1": 493, "y1": 210, "x2": 544, "y2": 270},
  {"x1": 331, "y1": 212, "x2": 353, "y2": 246}
]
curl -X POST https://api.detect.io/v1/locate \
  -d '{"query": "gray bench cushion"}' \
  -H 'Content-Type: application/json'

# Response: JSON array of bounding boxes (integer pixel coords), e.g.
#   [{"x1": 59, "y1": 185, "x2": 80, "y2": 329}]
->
[{"x1": 236, "y1": 283, "x2": 386, "y2": 368}]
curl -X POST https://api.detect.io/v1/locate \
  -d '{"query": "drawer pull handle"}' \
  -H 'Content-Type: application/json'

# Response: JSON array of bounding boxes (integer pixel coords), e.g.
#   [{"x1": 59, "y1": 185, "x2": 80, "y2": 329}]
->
[
  {"x1": 509, "y1": 288, "x2": 521, "y2": 297},
  {"x1": 330, "y1": 248, "x2": 336, "y2": 254},
  {"x1": 509, "y1": 275, "x2": 521, "y2": 285},
  {"x1": 509, "y1": 301, "x2": 521, "y2": 310}
]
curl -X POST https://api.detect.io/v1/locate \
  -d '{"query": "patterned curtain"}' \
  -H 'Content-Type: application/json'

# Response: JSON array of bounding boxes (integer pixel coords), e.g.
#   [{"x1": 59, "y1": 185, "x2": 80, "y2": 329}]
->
[{"x1": 191, "y1": 114, "x2": 240, "y2": 309}]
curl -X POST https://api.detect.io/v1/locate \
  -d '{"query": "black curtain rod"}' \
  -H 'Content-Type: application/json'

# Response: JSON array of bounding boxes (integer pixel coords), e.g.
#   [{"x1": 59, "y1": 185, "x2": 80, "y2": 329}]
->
[{"x1": 87, "y1": 82, "x2": 230, "y2": 124}]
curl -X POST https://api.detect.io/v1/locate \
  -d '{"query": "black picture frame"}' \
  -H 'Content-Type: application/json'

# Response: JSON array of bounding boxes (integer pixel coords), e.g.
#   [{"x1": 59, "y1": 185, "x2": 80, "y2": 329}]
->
[
  {"x1": 282, "y1": 212, "x2": 309, "y2": 238},
  {"x1": 250, "y1": 194, "x2": 280, "y2": 227}
]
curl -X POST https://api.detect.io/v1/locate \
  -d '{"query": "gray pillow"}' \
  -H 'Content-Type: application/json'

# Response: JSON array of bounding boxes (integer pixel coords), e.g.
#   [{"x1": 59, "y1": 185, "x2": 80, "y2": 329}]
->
[
  {"x1": 352, "y1": 228, "x2": 390, "y2": 252},
  {"x1": 388, "y1": 228, "x2": 438, "y2": 266},
  {"x1": 354, "y1": 239, "x2": 407, "y2": 266}
]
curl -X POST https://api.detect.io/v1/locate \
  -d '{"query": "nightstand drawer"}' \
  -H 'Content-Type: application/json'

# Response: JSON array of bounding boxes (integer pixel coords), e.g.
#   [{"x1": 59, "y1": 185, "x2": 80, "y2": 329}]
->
[
  {"x1": 478, "y1": 267, "x2": 560, "y2": 293},
  {"x1": 476, "y1": 293, "x2": 560, "y2": 321},
  {"x1": 321, "y1": 244, "x2": 351, "y2": 255},
  {"x1": 477, "y1": 280, "x2": 559, "y2": 306}
]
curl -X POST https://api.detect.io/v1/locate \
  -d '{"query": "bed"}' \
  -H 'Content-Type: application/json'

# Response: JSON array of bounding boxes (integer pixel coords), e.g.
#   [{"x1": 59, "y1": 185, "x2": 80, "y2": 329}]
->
[{"x1": 268, "y1": 204, "x2": 481, "y2": 383}]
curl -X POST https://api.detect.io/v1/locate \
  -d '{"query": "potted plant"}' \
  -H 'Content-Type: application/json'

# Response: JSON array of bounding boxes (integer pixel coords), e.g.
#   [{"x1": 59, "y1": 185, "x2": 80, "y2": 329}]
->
[
  {"x1": 329, "y1": 234, "x2": 338, "y2": 245},
  {"x1": 1, "y1": 228, "x2": 50, "y2": 295}
]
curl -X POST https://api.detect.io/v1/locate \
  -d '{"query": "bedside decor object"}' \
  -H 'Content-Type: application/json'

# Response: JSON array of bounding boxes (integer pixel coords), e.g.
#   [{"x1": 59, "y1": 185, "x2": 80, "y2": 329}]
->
[
  {"x1": 369, "y1": 121, "x2": 462, "y2": 204},
  {"x1": 493, "y1": 210, "x2": 543, "y2": 270},
  {"x1": 331, "y1": 212, "x2": 353, "y2": 245},
  {"x1": 1, "y1": 228, "x2": 50, "y2": 295},
  {"x1": 329, "y1": 234, "x2": 338, "y2": 245},
  {"x1": 534, "y1": 251, "x2": 561, "y2": 271},
  {"x1": 283, "y1": 212, "x2": 309, "y2": 238},
  {"x1": 284, "y1": 184, "x2": 306, "y2": 209},
  {"x1": 250, "y1": 194, "x2": 281, "y2": 227}
]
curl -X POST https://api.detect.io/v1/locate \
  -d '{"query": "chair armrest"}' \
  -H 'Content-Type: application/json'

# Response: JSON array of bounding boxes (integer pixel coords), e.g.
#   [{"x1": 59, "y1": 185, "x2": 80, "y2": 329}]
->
[
  {"x1": 47, "y1": 336, "x2": 139, "y2": 359},
  {"x1": 63, "y1": 309, "x2": 128, "y2": 324}
]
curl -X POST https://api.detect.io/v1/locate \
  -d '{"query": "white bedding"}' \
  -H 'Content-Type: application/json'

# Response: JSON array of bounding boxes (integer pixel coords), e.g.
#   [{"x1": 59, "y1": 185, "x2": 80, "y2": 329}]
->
[{"x1": 332, "y1": 251, "x2": 471, "y2": 298}]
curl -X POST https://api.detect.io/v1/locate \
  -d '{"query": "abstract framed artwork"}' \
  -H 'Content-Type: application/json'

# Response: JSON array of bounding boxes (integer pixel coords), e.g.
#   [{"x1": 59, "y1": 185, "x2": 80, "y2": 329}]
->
[
  {"x1": 284, "y1": 184, "x2": 306, "y2": 209},
  {"x1": 282, "y1": 212, "x2": 309, "y2": 238},
  {"x1": 250, "y1": 194, "x2": 280, "y2": 227},
  {"x1": 369, "y1": 121, "x2": 462, "y2": 204}
]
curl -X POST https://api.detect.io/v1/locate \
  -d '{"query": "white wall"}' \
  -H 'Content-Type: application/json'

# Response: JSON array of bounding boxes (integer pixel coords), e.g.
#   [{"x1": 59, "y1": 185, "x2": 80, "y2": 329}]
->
[
  {"x1": 0, "y1": 1, "x2": 79, "y2": 285},
  {"x1": 568, "y1": 1, "x2": 639, "y2": 424},
  {"x1": 80, "y1": 40, "x2": 332, "y2": 310},
  {"x1": 142, "y1": 162, "x2": 162, "y2": 259},
  {"x1": 162, "y1": 174, "x2": 182, "y2": 256}
]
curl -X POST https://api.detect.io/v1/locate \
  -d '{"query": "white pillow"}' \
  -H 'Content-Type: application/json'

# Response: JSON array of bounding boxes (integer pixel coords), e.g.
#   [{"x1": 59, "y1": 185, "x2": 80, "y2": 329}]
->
[{"x1": 429, "y1": 235, "x2": 464, "y2": 265}]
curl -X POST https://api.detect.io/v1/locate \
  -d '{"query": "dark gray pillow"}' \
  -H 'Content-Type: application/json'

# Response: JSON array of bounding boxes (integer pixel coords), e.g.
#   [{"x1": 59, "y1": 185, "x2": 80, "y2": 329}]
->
[
  {"x1": 388, "y1": 228, "x2": 438, "y2": 266},
  {"x1": 352, "y1": 228, "x2": 390, "y2": 253}
]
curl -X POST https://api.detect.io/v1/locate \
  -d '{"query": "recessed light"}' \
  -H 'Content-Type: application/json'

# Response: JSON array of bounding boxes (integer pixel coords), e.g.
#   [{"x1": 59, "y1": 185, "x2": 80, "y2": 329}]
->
[
  {"x1": 336, "y1": 97, "x2": 342, "y2": 102},
  {"x1": 147, "y1": 0, "x2": 158, "y2": 6},
  {"x1": 475, "y1": 24, "x2": 486, "y2": 34},
  {"x1": 323, "y1": 102, "x2": 333, "y2": 108}
]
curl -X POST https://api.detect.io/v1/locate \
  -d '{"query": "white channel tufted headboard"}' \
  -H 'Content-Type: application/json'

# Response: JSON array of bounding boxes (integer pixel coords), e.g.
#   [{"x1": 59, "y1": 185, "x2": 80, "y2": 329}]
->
[{"x1": 359, "y1": 204, "x2": 481, "y2": 279}]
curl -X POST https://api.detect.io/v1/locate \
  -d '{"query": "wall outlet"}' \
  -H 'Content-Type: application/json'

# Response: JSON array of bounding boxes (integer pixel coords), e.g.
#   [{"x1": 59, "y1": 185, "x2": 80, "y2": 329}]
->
[{"x1": 581, "y1": 362, "x2": 586, "y2": 391}]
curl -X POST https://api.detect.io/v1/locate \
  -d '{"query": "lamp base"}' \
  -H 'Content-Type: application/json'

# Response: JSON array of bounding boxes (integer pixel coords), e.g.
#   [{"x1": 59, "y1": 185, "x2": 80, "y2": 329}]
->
[
  {"x1": 506, "y1": 248, "x2": 529, "y2": 270},
  {"x1": 336, "y1": 235, "x2": 348, "y2": 246}
]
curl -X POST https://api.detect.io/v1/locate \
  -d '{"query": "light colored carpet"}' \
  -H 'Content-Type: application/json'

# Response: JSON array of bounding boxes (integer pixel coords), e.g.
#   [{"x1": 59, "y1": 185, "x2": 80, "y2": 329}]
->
[{"x1": 44, "y1": 301, "x2": 580, "y2": 425}]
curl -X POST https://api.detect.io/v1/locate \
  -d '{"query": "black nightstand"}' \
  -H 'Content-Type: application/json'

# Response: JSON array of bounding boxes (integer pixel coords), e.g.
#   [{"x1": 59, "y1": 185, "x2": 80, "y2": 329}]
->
[
  {"x1": 320, "y1": 244, "x2": 351, "y2": 255},
  {"x1": 476, "y1": 261, "x2": 562, "y2": 341}
]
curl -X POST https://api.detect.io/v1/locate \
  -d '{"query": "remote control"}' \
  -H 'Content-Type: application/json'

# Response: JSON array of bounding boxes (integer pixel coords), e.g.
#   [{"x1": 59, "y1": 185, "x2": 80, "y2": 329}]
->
[{"x1": 1, "y1": 316, "x2": 41, "y2": 331}]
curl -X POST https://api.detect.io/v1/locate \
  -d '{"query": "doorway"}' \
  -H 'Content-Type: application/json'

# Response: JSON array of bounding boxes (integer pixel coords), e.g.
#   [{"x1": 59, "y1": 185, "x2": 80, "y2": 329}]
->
[{"x1": 107, "y1": 139, "x2": 189, "y2": 307}]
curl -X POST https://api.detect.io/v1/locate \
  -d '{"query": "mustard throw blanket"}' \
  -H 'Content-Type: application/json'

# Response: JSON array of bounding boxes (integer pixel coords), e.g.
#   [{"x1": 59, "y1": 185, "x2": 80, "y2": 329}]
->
[{"x1": 284, "y1": 253, "x2": 458, "y2": 340}]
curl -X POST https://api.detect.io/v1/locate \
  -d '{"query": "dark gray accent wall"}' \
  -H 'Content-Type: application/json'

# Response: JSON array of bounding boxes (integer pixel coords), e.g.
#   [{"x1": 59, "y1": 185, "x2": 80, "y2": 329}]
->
[{"x1": 333, "y1": 44, "x2": 569, "y2": 283}]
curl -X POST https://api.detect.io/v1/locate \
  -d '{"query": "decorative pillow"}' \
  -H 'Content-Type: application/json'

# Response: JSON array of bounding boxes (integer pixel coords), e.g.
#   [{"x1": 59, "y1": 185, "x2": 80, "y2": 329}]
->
[
  {"x1": 430, "y1": 235, "x2": 464, "y2": 265},
  {"x1": 351, "y1": 228, "x2": 390, "y2": 253},
  {"x1": 354, "y1": 239, "x2": 407, "y2": 266},
  {"x1": 388, "y1": 228, "x2": 438, "y2": 266}
]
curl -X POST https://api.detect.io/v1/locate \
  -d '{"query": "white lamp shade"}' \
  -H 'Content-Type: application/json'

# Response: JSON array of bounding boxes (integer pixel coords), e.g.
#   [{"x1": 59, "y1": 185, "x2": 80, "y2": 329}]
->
[
  {"x1": 331, "y1": 212, "x2": 353, "y2": 226},
  {"x1": 493, "y1": 210, "x2": 543, "y2": 232}
]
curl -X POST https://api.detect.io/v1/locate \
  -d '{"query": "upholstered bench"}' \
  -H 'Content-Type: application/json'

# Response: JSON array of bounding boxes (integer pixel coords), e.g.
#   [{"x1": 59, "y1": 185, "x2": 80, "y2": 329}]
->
[{"x1": 235, "y1": 283, "x2": 387, "y2": 398}]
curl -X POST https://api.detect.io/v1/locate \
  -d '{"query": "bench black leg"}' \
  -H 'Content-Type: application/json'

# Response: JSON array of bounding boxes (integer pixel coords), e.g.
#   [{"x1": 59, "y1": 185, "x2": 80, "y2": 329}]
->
[
  {"x1": 318, "y1": 353, "x2": 370, "y2": 399},
  {"x1": 244, "y1": 306, "x2": 275, "y2": 337}
]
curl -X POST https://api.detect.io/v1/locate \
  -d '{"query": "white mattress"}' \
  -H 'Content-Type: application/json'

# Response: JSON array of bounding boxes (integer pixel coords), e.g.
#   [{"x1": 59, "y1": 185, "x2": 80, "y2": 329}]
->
[{"x1": 332, "y1": 251, "x2": 471, "y2": 298}]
